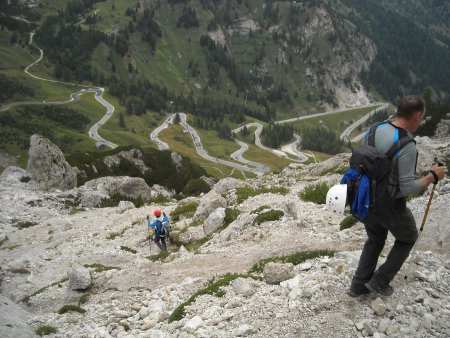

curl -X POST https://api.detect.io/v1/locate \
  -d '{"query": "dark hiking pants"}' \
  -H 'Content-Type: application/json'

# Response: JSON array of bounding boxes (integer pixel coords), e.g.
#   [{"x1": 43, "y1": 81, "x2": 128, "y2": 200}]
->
[
  {"x1": 154, "y1": 232, "x2": 167, "y2": 251},
  {"x1": 351, "y1": 205, "x2": 418, "y2": 288}
]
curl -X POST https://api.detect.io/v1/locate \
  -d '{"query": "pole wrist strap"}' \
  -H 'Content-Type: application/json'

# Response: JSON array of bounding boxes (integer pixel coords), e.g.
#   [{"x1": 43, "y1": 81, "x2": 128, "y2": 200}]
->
[{"x1": 429, "y1": 170, "x2": 439, "y2": 184}]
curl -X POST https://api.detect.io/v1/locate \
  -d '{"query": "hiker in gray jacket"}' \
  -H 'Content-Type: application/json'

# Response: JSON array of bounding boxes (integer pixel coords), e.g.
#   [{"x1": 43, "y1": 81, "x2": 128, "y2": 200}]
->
[{"x1": 348, "y1": 95, "x2": 447, "y2": 297}]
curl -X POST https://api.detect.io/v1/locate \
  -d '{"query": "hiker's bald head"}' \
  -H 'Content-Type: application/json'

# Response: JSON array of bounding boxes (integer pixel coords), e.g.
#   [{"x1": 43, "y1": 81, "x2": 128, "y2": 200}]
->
[{"x1": 397, "y1": 95, "x2": 425, "y2": 120}]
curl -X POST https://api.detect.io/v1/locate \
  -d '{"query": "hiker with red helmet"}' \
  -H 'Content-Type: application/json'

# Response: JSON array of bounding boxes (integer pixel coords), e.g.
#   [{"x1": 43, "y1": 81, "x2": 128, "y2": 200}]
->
[{"x1": 146, "y1": 209, "x2": 170, "y2": 251}]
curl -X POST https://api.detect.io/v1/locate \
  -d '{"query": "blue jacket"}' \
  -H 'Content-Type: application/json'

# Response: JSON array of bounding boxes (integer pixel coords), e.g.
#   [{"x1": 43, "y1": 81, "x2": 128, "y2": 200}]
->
[
  {"x1": 341, "y1": 168, "x2": 370, "y2": 220},
  {"x1": 148, "y1": 213, "x2": 170, "y2": 233}
]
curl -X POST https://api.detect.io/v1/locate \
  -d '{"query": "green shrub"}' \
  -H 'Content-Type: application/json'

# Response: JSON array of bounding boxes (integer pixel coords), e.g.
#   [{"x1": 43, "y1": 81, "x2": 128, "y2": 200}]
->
[
  {"x1": 182, "y1": 178, "x2": 211, "y2": 196},
  {"x1": 236, "y1": 187, "x2": 289, "y2": 204},
  {"x1": 20, "y1": 176, "x2": 31, "y2": 183},
  {"x1": 339, "y1": 215, "x2": 358, "y2": 230},
  {"x1": 169, "y1": 274, "x2": 253, "y2": 322},
  {"x1": 35, "y1": 326, "x2": 57, "y2": 336},
  {"x1": 224, "y1": 208, "x2": 240, "y2": 227},
  {"x1": 299, "y1": 182, "x2": 331, "y2": 204},
  {"x1": 171, "y1": 202, "x2": 199, "y2": 221},
  {"x1": 253, "y1": 210, "x2": 284, "y2": 225},
  {"x1": 12, "y1": 221, "x2": 38, "y2": 229},
  {"x1": 57, "y1": 304, "x2": 86, "y2": 315},
  {"x1": 249, "y1": 249, "x2": 336, "y2": 273},
  {"x1": 120, "y1": 246, "x2": 137, "y2": 254}
]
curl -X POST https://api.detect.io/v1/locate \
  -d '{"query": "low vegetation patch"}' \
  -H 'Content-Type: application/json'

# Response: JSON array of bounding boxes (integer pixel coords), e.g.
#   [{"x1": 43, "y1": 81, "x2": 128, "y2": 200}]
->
[
  {"x1": 299, "y1": 181, "x2": 331, "y2": 205},
  {"x1": 12, "y1": 221, "x2": 38, "y2": 229},
  {"x1": 249, "y1": 249, "x2": 336, "y2": 274},
  {"x1": 78, "y1": 293, "x2": 89, "y2": 306},
  {"x1": 182, "y1": 178, "x2": 211, "y2": 196},
  {"x1": 120, "y1": 246, "x2": 137, "y2": 254},
  {"x1": 21, "y1": 278, "x2": 69, "y2": 304},
  {"x1": 84, "y1": 263, "x2": 120, "y2": 273},
  {"x1": 224, "y1": 208, "x2": 240, "y2": 227},
  {"x1": 185, "y1": 237, "x2": 209, "y2": 253},
  {"x1": 146, "y1": 249, "x2": 172, "y2": 262},
  {"x1": 171, "y1": 202, "x2": 199, "y2": 221},
  {"x1": 20, "y1": 176, "x2": 31, "y2": 183},
  {"x1": 169, "y1": 274, "x2": 254, "y2": 323},
  {"x1": 253, "y1": 210, "x2": 284, "y2": 225},
  {"x1": 57, "y1": 304, "x2": 86, "y2": 315},
  {"x1": 235, "y1": 186, "x2": 289, "y2": 204},
  {"x1": 106, "y1": 228, "x2": 126, "y2": 240},
  {"x1": 35, "y1": 325, "x2": 57, "y2": 336},
  {"x1": 99, "y1": 194, "x2": 144, "y2": 208},
  {"x1": 339, "y1": 215, "x2": 358, "y2": 231}
]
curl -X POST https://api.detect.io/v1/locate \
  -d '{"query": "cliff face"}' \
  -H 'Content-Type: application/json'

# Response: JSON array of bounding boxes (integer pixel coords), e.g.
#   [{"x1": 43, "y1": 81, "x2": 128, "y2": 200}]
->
[{"x1": 1, "y1": 135, "x2": 449, "y2": 337}]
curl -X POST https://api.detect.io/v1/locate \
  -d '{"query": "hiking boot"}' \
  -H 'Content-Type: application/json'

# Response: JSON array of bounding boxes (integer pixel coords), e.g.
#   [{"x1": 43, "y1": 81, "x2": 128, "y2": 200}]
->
[
  {"x1": 347, "y1": 285, "x2": 370, "y2": 297},
  {"x1": 364, "y1": 279, "x2": 394, "y2": 296}
]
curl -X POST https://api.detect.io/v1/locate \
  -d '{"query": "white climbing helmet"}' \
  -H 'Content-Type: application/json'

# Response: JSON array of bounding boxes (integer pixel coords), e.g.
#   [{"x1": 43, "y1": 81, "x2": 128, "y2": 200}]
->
[{"x1": 326, "y1": 184, "x2": 347, "y2": 214}]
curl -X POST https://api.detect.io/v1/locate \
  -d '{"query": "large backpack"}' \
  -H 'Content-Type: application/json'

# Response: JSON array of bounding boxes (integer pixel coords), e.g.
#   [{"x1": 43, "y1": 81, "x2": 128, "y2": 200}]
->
[
  {"x1": 341, "y1": 122, "x2": 415, "y2": 223},
  {"x1": 157, "y1": 219, "x2": 171, "y2": 238}
]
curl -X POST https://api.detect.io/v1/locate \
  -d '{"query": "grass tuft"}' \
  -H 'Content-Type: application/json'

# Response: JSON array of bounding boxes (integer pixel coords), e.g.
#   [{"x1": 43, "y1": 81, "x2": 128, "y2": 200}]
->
[
  {"x1": 299, "y1": 182, "x2": 331, "y2": 205},
  {"x1": 168, "y1": 274, "x2": 254, "y2": 323},
  {"x1": 146, "y1": 250, "x2": 172, "y2": 262},
  {"x1": 235, "y1": 186, "x2": 289, "y2": 204},
  {"x1": 253, "y1": 210, "x2": 284, "y2": 225},
  {"x1": 84, "y1": 263, "x2": 120, "y2": 273},
  {"x1": 171, "y1": 202, "x2": 199, "y2": 221},
  {"x1": 12, "y1": 221, "x2": 38, "y2": 229},
  {"x1": 35, "y1": 326, "x2": 57, "y2": 336},
  {"x1": 120, "y1": 246, "x2": 137, "y2": 254},
  {"x1": 339, "y1": 215, "x2": 358, "y2": 231},
  {"x1": 249, "y1": 249, "x2": 336, "y2": 274},
  {"x1": 57, "y1": 304, "x2": 86, "y2": 315}
]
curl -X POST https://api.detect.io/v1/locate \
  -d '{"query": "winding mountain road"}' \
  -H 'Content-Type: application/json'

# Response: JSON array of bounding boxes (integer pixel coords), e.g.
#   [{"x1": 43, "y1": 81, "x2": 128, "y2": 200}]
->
[
  {"x1": 0, "y1": 32, "x2": 117, "y2": 149},
  {"x1": 150, "y1": 114, "x2": 175, "y2": 150}
]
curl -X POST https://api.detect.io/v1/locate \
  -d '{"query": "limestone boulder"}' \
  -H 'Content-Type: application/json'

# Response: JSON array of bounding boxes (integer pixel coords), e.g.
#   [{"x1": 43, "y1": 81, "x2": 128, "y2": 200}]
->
[
  {"x1": 68, "y1": 264, "x2": 92, "y2": 291},
  {"x1": 0, "y1": 166, "x2": 28, "y2": 185},
  {"x1": 117, "y1": 201, "x2": 135, "y2": 213},
  {"x1": 203, "y1": 207, "x2": 226, "y2": 237},
  {"x1": 263, "y1": 262, "x2": 295, "y2": 285},
  {"x1": 26, "y1": 134, "x2": 77, "y2": 191},
  {"x1": 193, "y1": 191, "x2": 227, "y2": 222},
  {"x1": 211, "y1": 177, "x2": 248, "y2": 195}
]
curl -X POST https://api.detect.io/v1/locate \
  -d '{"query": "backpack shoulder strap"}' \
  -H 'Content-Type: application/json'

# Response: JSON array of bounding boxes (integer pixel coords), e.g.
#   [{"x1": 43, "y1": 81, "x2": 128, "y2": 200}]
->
[
  {"x1": 367, "y1": 122, "x2": 387, "y2": 146},
  {"x1": 384, "y1": 135, "x2": 415, "y2": 160}
]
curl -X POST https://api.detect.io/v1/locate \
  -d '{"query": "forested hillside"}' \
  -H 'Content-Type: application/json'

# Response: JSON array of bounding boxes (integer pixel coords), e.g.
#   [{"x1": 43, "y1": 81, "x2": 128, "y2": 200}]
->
[{"x1": 0, "y1": 0, "x2": 449, "y2": 172}]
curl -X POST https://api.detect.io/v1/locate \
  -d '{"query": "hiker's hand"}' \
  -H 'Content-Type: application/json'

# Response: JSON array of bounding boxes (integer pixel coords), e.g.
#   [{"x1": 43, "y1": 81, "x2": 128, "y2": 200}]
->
[
  {"x1": 431, "y1": 164, "x2": 447, "y2": 180},
  {"x1": 146, "y1": 215, "x2": 149, "y2": 220}
]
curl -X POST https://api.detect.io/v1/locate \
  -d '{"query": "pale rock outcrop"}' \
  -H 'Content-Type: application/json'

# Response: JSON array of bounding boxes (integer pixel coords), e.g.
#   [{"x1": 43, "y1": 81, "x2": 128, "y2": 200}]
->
[
  {"x1": 171, "y1": 152, "x2": 183, "y2": 167},
  {"x1": 0, "y1": 166, "x2": 28, "y2": 185},
  {"x1": 211, "y1": 177, "x2": 248, "y2": 195},
  {"x1": 77, "y1": 176, "x2": 172, "y2": 207},
  {"x1": 435, "y1": 120, "x2": 450, "y2": 137},
  {"x1": 0, "y1": 295, "x2": 34, "y2": 338},
  {"x1": 68, "y1": 264, "x2": 92, "y2": 291},
  {"x1": 263, "y1": 262, "x2": 295, "y2": 285},
  {"x1": 26, "y1": 134, "x2": 77, "y2": 191},
  {"x1": 117, "y1": 201, "x2": 135, "y2": 214},
  {"x1": 193, "y1": 191, "x2": 227, "y2": 221},
  {"x1": 311, "y1": 153, "x2": 350, "y2": 176},
  {"x1": 103, "y1": 148, "x2": 147, "y2": 174},
  {"x1": 231, "y1": 277, "x2": 255, "y2": 297},
  {"x1": 203, "y1": 207, "x2": 226, "y2": 237}
]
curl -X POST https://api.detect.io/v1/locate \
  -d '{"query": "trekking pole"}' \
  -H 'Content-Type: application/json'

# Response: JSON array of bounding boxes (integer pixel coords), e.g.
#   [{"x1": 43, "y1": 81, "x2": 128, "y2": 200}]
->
[
  {"x1": 394, "y1": 182, "x2": 437, "y2": 312},
  {"x1": 146, "y1": 219, "x2": 152, "y2": 255}
]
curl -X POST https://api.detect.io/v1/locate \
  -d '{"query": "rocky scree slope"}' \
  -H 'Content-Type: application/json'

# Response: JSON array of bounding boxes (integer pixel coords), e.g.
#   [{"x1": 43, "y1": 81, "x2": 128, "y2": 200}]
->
[{"x1": 0, "y1": 137, "x2": 449, "y2": 337}]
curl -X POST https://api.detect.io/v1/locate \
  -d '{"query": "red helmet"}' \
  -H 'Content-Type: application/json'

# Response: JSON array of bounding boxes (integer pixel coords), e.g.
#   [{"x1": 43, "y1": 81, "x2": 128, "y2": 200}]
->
[{"x1": 154, "y1": 209, "x2": 162, "y2": 217}]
